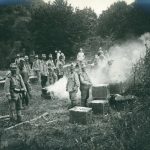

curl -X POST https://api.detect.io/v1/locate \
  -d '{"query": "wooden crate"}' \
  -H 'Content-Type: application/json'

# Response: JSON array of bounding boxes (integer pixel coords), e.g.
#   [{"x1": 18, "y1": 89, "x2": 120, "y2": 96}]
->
[
  {"x1": 41, "y1": 88, "x2": 54, "y2": 100},
  {"x1": 92, "y1": 84, "x2": 110, "y2": 100},
  {"x1": 69, "y1": 107, "x2": 92, "y2": 125},
  {"x1": 109, "y1": 83, "x2": 123, "y2": 94},
  {"x1": 29, "y1": 76, "x2": 38, "y2": 84},
  {"x1": 89, "y1": 100, "x2": 109, "y2": 114},
  {"x1": 0, "y1": 80, "x2": 5, "y2": 90}
]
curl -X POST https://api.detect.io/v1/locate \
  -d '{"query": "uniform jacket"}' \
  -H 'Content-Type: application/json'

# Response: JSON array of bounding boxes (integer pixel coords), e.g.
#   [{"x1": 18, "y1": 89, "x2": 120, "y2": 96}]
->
[
  {"x1": 47, "y1": 59, "x2": 55, "y2": 69},
  {"x1": 33, "y1": 59, "x2": 41, "y2": 71},
  {"x1": 66, "y1": 72, "x2": 80, "y2": 92},
  {"x1": 24, "y1": 62, "x2": 31, "y2": 74},
  {"x1": 40, "y1": 60, "x2": 48, "y2": 76},
  {"x1": 4, "y1": 74, "x2": 26, "y2": 100},
  {"x1": 79, "y1": 71, "x2": 91, "y2": 90},
  {"x1": 77, "y1": 52, "x2": 85, "y2": 61},
  {"x1": 56, "y1": 60, "x2": 64, "y2": 76}
]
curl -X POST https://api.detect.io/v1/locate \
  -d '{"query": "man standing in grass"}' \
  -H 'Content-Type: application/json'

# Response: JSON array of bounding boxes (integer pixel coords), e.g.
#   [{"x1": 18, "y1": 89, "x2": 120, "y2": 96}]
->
[
  {"x1": 79, "y1": 64, "x2": 92, "y2": 107},
  {"x1": 33, "y1": 55, "x2": 41, "y2": 82},
  {"x1": 40, "y1": 54, "x2": 48, "y2": 88},
  {"x1": 66, "y1": 63, "x2": 80, "y2": 108},
  {"x1": 4, "y1": 63, "x2": 26, "y2": 123}
]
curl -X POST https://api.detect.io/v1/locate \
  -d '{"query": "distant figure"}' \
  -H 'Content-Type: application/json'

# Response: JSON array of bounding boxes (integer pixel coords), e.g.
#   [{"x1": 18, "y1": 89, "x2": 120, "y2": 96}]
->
[
  {"x1": 40, "y1": 54, "x2": 48, "y2": 88},
  {"x1": 4, "y1": 63, "x2": 26, "y2": 123},
  {"x1": 66, "y1": 63, "x2": 80, "y2": 108},
  {"x1": 47, "y1": 54, "x2": 55, "y2": 69},
  {"x1": 79, "y1": 64, "x2": 92, "y2": 107},
  {"x1": 56, "y1": 56, "x2": 64, "y2": 80},
  {"x1": 15, "y1": 54, "x2": 20, "y2": 67},
  {"x1": 24, "y1": 56, "x2": 31, "y2": 75},
  {"x1": 77, "y1": 48, "x2": 85, "y2": 66},
  {"x1": 93, "y1": 54, "x2": 99, "y2": 66},
  {"x1": 60, "y1": 52, "x2": 65, "y2": 64},
  {"x1": 29, "y1": 54, "x2": 35, "y2": 69},
  {"x1": 19, "y1": 59, "x2": 32, "y2": 106},
  {"x1": 33, "y1": 55, "x2": 41, "y2": 82},
  {"x1": 97, "y1": 47, "x2": 105, "y2": 61},
  {"x1": 47, "y1": 54, "x2": 57, "y2": 85}
]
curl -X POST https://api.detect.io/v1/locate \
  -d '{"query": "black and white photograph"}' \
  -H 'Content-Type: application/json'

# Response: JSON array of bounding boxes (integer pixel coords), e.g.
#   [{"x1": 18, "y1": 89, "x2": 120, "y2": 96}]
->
[{"x1": 0, "y1": 0, "x2": 150, "y2": 150}]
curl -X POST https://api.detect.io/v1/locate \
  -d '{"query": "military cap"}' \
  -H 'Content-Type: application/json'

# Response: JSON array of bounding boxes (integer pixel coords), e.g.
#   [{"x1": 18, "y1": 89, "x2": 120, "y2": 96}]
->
[
  {"x1": 24, "y1": 55, "x2": 29, "y2": 60},
  {"x1": 49, "y1": 54, "x2": 52, "y2": 57},
  {"x1": 35, "y1": 55, "x2": 38, "y2": 58},
  {"x1": 10, "y1": 63, "x2": 17, "y2": 70},
  {"x1": 42, "y1": 54, "x2": 46, "y2": 58}
]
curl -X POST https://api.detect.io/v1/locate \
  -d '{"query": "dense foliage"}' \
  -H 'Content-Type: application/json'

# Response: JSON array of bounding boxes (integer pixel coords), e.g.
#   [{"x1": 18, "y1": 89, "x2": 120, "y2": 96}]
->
[{"x1": 0, "y1": 0, "x2": 150, "y2": 68}]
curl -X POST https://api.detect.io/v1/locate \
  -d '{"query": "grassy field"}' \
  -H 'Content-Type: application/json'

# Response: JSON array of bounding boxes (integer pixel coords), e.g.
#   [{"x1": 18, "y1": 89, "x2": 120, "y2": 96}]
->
[{"x1": 0, "y1": 71, "x2": 150, "y2": 150}]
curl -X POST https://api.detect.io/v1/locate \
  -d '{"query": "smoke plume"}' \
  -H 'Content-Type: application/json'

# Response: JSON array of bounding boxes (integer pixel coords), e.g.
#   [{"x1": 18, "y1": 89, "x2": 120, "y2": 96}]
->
[
  {"x1": 88, "y1": 33, "x2": 150, "y2": 85},
  {"x1": 47, "y1": 33, "x2": 150, "y2": 99}
]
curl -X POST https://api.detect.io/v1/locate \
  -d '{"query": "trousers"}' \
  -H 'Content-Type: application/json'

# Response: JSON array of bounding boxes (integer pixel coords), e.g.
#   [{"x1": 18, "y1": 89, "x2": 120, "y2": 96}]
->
[
  {"x1": 41, "y1": 75, "x2": 48, "y2": 88},
  {"x1": 80, "y1": 87, "x2": 90, "y2": 107},
  {"x1": 69, "y1": 91, "x2": 77, "y2": 107}
]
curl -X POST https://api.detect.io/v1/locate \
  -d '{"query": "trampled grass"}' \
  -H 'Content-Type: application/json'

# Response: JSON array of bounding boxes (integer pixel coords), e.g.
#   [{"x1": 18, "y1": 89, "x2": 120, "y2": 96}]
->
[{"x1": 0, "y1": 71, "x2": 150, "y2": 150}]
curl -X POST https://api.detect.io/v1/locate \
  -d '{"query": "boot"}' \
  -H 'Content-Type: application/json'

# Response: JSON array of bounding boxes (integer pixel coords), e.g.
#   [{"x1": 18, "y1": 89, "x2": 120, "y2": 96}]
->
[{"x1": 17, "y1": 115, "x2": 22, "y2": 123}]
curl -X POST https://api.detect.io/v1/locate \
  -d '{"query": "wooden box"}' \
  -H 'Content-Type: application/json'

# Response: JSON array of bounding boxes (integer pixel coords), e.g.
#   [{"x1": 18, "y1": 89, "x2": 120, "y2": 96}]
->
[
  {"x1": 29, "y1": 76, "x2": 38, "y2": 84},
  {"x1": 92, "y1": 84, "x2": 110, "y2": 100},
  {"x1": 69, "y1": 107, "x2": 92, "y2": 125},
  {"x1": 41, "y1": 88, "x2": 54, "y2": 100},
  {"x1": 89, "y1": 100, "x2": 109, "y2": 114},
  {"x1": 109, "y1": 83, "x2": 123, "y2": 94},
  {"x1": 0, "y1": 80, "x2": 5, "y2": 90}
]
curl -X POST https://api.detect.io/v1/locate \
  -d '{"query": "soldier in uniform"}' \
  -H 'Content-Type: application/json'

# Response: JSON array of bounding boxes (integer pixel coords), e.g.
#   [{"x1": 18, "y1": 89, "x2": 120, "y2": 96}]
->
[
  {"x1": 40, "y1": 54, "x2": 48, "y2": 88},
  {"x1": 33, "y1": 55, "x2": 41, "y2": 82},
  {"x1": 77, "y1": 48, "x2": 85, "y2": 68},
  {"x1": 66, "y1": 63, "x2": 80, "y2": 108},
  {"x1": 60, "y1": 52, "x2": 66, "y2": 65},
  {"x1": 56, "y1": 56, "x2": 64, "y2": 80},
  {"x1": 47, "y1": 54, "x2": 57, "y2": 85},
  {"x1": 47, "y1": 54, "x2": 55, "y2": 69},
  {"x1": 79, "y1": 64, "x2": 92, "y2": 107},
  {"x1": 24, "y1": 55, "x2": 31, "y2": 75},
  {"x1": 4, "y1": 63, "x2": 27, "y2": 123},
  {"x1": 19, "y1": 59, "x2": 32, "y2": 106},
  {"x1": 15, "y1": 54, "x2": 20, "y2": 67}
]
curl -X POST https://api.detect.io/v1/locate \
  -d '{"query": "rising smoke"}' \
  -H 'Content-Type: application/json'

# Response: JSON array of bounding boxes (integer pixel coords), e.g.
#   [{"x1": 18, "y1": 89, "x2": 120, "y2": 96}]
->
[
  {"x1": 89, "y1": 33, "x2": 149, "y2": 84},
  {"x1": 47, "y1": 33, "x2": 150, "y2": 99}
]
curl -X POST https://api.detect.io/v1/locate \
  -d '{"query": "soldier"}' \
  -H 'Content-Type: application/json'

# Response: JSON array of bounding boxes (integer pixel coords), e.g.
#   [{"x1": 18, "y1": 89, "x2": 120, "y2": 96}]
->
[
  {"x1": 47, "y1": 54, "x2": 55, "y2": 69},
  {"x1": 56, "y1": 56, "x2": 64, "y2": 80},
  {"x1": 19, "y1": 59, "x2": 32, "y2": 106},
  {"x1": 60, "y1": 52, "x2": 66, "y2": 65},
  {"x1": 55, "y1": 50, "x2": 61, "y2": 64},
  {"x1": 93, "y1": 54, "x2": 99, "y2": 67},
  {"x1": 4, "y1": 63, "x2": 27, "y2": 123},
  {"x1": 66, "y1": 63, "x2": 80, "y2": 108},
  {"x1": 33, "y1": 55, "x2": 41, "y2": 82},
  {"x1": 79, "y1": 64, "x2": 92, "y2": 107},
  {"x1": 24, "y1": 55, "x2": 31, "y2": 75},
  {"x1": 40, "y1": 54, "x2": 48, "y2": 88},
  {"x1": 15, "y1": 54, "x2": 20, "y2": 67},
  {"x1": 98, "y1": 47, "x2": 105, "y2": 61},
  {"x1": 47, "y1": 54, "x2": 57, "y2": 85},
  {"x1": 77, "y1": 48, "x2": 85, "y2": 67}
]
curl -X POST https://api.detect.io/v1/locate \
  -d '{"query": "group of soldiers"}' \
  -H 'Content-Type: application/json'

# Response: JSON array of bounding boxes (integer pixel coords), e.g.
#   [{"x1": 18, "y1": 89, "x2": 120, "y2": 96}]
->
[
  {"x1": 66, "y1": 47, "x2": 106, "y2": 108},
  {"x1": 4, "y1": 50, "x2": 65, "y2": 123},
  {"x1": 4, "y1": 47, "x2": 106, "y2": 123}
]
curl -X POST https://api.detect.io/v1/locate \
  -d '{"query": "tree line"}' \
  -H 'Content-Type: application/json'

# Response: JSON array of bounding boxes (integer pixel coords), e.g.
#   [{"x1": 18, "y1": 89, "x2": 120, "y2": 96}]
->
[{"x1": 0, "y1": 0, "x2": 150, "y2": 68}]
